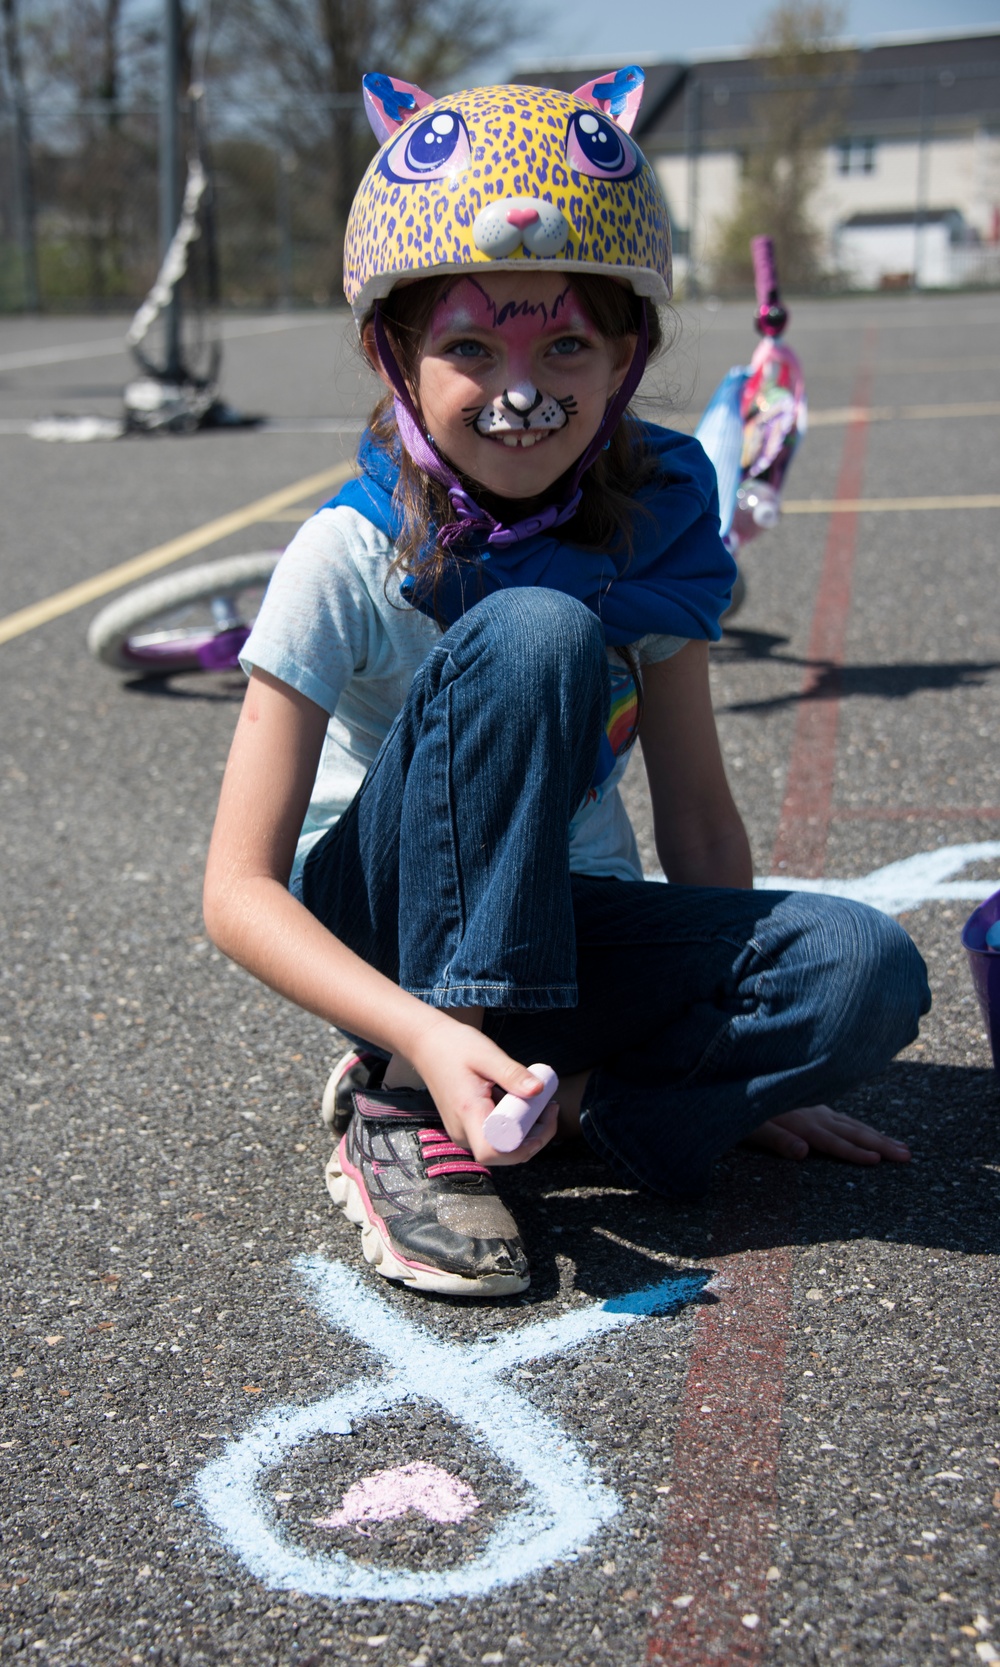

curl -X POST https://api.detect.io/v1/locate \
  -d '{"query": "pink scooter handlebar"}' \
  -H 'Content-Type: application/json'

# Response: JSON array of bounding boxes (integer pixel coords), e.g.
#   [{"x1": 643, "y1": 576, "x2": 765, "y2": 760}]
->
[{"x1": 752, "y1": 235, "x2": 789, "y2": 338}]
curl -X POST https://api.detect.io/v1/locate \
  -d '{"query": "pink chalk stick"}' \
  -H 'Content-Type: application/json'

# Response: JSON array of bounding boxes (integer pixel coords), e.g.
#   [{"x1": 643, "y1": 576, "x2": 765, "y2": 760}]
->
[{"x1": 483, "y1": 1063, "x2": 559, "y2": 1153}]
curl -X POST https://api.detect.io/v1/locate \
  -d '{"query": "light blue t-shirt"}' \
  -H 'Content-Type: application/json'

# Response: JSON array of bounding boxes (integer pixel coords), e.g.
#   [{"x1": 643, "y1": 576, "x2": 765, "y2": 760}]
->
[{"x1": 241, "y1": 505, "x2": 686, "y2": 892}]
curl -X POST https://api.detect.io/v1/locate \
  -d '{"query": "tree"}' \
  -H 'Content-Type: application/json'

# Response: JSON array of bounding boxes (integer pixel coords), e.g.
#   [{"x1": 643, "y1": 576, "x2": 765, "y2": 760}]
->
[
  {"x1": 711, "y1": 0, "x2": 853, "y2": 293},
  {"x1": 1, "y1": 0, "x2": 40, "y2": 307},
  {"x1": 211, "y1": 0, "x2": 527, "y2": 293},
  {"x1": 3, "y1": 0, "x2": 162, "y2": 307}
]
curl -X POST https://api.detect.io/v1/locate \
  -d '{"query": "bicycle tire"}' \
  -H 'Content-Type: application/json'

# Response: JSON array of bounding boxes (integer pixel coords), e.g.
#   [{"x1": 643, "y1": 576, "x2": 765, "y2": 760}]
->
[{"x1": 86, "y1": 551, "x2": 281, "y2": 674}]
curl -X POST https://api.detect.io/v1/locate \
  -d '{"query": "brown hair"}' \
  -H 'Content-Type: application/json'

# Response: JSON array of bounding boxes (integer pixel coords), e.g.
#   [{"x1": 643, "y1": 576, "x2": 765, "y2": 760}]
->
[{"x1": 362, "y1": 272, "x2": 667, "y2": 584}]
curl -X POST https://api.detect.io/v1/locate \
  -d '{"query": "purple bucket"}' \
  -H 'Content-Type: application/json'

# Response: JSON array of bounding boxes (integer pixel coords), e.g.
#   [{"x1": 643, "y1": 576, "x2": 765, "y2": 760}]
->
[{"x1": 961, "y1": 889, "x2": 1000, "y2": 1074}]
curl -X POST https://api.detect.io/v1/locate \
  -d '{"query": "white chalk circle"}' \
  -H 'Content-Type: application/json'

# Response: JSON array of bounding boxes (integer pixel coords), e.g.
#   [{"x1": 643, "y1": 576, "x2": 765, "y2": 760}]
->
[{"x1": 195, "y1": 1255, "x2": 705, "y2": 1603}]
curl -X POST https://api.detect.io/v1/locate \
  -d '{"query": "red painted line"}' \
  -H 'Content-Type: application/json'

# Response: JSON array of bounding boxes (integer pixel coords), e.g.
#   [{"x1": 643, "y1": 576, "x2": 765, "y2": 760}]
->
[
  {"x1": 649, "y1": 345, "x2": 878, "y2": 1662},
  {"x1": 771, "y1": 338, "x2": 876, "y2": 878},
  {"x1": 647, "y1": 1162, "x2": 793, "y2": 1664}
]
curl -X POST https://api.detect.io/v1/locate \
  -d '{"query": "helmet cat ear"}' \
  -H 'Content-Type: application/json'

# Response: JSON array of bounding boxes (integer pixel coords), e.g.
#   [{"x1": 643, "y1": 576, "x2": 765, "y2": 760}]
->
[
  {"x1": 362, "y1": 73, "x2": 434, "y2": 143},
  {"x1": 571, "y1": 65, "x2": 645, "y2": 133}
]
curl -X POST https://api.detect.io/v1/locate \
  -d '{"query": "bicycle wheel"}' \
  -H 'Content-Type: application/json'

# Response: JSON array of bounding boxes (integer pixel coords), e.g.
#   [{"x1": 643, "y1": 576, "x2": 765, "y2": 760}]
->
[{"x1": 86, "y1": 551, "x2": 280, "y2": 674}]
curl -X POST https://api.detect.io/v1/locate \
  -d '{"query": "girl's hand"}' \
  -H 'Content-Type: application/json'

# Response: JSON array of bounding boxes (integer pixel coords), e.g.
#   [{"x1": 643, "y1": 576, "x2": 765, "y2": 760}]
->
[
  {"x1": 409, "y1": 1016, "x2": 558, "y2": 1166},
  {"x1": 743, "y1": 1105, "x2": 911, "y2": 1166}
]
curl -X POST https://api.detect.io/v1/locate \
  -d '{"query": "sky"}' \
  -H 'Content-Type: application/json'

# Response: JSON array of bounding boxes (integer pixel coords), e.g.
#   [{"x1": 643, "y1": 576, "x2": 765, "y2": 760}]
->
[{"x1": 485, "y1": 0, "x2": 1000, "y2": 78}]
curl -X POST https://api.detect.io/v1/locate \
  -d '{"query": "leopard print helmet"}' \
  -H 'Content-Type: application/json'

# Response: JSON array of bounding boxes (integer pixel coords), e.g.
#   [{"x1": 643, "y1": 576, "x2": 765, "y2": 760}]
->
[{"x1": 344, "y1": 67, "x2": 672, "y2": 324}]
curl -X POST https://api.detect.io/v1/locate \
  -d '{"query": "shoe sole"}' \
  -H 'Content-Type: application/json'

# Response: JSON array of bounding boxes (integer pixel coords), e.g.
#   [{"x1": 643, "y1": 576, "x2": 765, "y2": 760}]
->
[{"x1": 325, "y1": 1143, "x2": 529, "y2": 1298}]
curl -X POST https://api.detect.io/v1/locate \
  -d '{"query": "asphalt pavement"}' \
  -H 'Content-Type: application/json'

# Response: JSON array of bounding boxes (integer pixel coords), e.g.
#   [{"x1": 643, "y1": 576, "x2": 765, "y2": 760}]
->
[{"x1": 1, "y1": 292, "x2": 998, "y2": 1667}]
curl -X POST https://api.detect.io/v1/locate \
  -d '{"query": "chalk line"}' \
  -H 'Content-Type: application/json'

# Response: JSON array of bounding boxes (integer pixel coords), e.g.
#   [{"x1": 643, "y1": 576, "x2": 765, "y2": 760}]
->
[{"x1": 196, "y1": 1256, "x2": 706, "y2": 1604}]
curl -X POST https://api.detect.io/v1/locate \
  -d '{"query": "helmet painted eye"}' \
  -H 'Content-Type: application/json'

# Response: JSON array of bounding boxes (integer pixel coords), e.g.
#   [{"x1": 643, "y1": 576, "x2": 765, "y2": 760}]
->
[
  {"x1": 565, "y1": 111, "x2": 640, "y2": 180},
  {"x1": 379, "y1": 110, "x2": 472, "y2": 183}
]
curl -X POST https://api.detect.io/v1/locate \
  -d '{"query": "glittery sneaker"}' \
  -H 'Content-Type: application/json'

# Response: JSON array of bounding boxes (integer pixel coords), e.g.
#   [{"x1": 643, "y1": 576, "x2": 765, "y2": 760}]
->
[
  {"x1": 320, "y1": 1048, "x2": 383, "y2": 1135},
  {"x1": 325, "y1": 1085, "x2": 530, "y2": 1297}
]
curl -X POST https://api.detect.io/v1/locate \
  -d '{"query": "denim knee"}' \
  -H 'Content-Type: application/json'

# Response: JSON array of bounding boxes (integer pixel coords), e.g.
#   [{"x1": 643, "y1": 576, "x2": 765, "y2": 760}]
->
[
  {"x1": 441, "y1": 587, "x2": 606, "y2": 692},
  {"x1": 795, "y1": 897, "x2": 931, "y2": 1078}
]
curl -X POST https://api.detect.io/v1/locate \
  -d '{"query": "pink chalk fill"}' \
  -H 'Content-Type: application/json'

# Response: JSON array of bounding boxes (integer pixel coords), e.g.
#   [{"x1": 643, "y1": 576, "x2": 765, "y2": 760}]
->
[
  {"x1": 483, "y1": 1063, "x2": 558, "y2": 1153},
  {"x1": 312, "y1": 1461, "x2": 480, "y2": 1532}
]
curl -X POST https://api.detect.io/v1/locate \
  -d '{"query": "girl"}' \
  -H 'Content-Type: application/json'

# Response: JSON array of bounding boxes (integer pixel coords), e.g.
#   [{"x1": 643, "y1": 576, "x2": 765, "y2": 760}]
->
[{"x1": 204, "y1": 69, "x2": 930, "y2": 1298}]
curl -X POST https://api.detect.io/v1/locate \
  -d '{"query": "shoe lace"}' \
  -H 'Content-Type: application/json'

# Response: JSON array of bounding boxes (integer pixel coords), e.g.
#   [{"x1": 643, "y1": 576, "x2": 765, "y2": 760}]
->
[{"x1": 418, "y1": 1127, "x2": 490, "y2": 1179}]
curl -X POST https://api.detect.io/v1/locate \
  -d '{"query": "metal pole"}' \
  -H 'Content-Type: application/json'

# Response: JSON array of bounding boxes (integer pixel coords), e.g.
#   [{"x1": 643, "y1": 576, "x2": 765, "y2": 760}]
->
[
  {"x1": 2, "y1": 0, "x2": 40, "y2": 309},
  {"x1": 159, "y1": 0, "x2": 182, "y2": 377},
  {"x1": 913, "y1": 70, "x2": 933, "y2": 292},
  {"x1": 277, "y1": 148, "x2": 294, "y2": 310},
  {"x1": 684, "y1": 75, "x2": 701, "y2": 299}
]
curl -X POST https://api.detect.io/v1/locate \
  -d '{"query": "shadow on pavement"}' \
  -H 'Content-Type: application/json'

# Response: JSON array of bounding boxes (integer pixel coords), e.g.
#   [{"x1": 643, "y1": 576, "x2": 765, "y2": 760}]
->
[
  {"x1": 122, "y1": 672, "x2": 247, "y2": 702},
  {"x1": 716, "y1": 628, "x2": 1000, "y2": 711},
  {"x1": 497, "y1": 1063, "x2": 999, "y2": 1303}
]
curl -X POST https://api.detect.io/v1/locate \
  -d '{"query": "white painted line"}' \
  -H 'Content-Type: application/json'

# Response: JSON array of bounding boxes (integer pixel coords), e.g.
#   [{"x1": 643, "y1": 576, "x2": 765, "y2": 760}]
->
[
  {"x1": 195, "y1": 1255, "x2": 705, "y2": 1603},
  {"x1": 0, "y1": 313, "x2": 333, "y2": 373},
  {"x1": 0, "y1": 415, "x2": 365, "y2": 441},
  {"x1": 759, "y1": 842, "x2": 1000, "y2": 915},
  {"x1": 644, "y1": 844, "x2": 1000, "y2": 916}
]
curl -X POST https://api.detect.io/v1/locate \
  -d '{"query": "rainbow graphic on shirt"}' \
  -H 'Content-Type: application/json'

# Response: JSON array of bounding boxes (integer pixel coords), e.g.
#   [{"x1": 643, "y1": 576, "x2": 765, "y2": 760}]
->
[{"x1": 590, "y1": 661, "x2": 639, "y2": 797}]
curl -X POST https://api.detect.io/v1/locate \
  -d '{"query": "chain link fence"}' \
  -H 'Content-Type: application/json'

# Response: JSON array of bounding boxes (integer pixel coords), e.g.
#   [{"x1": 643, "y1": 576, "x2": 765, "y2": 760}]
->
[{"x1": 0, "y1": 98, "x2": 367, "y2": 313}]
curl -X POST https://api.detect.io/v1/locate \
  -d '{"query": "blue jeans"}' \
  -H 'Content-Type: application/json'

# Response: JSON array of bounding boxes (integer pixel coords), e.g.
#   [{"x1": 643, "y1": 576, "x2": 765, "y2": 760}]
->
[{"x1": 302, "y1": 589, "x2": 931, "y2": 1199}]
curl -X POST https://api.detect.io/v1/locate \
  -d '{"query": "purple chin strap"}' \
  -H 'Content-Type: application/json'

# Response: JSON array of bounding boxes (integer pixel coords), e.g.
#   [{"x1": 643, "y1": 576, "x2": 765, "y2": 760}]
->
[{"x1": 371, "y1": 300, "x2": 649, "y2": 550}]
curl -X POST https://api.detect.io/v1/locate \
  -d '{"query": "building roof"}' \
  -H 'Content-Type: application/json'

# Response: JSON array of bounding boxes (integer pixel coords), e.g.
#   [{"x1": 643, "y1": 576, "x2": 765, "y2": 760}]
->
[
  {"x1": 841, "y1": 208, "x2": 963, "y2": 227},
  {"x1": 513, "y1": 32, "x2": 1000, "y2": 153}
]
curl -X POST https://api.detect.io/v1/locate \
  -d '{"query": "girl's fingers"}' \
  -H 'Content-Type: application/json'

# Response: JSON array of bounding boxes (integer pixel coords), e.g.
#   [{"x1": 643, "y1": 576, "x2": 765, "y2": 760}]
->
[
  {"x1": 806, "y1": 1129, "x2": 882, "y2": 1164},
  {"x1": 482, "y1": 1096, "x2": 559, "y2": 1166},
  {"x1": 835, "y1": 1119, "x2": 910, "y2": 1159},
  {"x1": 743, "y1": 1119, "x2": 809, "y2": 1160},
  {"x1": 767, "y1": 1107, "x2": 911, "y2": 1165}
]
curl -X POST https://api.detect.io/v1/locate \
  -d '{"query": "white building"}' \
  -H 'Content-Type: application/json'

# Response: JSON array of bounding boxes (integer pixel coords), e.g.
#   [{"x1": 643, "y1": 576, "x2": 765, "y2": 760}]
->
[{"x1": 516, "y1": 30, "x2": 1000, "y2": 291}]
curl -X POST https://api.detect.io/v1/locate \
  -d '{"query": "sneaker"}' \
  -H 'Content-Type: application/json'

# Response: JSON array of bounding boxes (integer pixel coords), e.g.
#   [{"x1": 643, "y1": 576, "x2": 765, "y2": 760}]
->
[
  {"x1": 325, "y1": 1085, "x2": 530, "y2": 1297},
  {"x1": 320, "y1": 1048, "x2": 383, "y2": 1135}
]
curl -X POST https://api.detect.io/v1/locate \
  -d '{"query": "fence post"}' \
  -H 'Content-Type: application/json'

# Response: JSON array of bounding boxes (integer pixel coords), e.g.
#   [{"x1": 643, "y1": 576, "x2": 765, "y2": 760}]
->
[
  {"x1": 913, "y1": 69, "x2": 934, "y2": 291},
  {"x1": 277, "y1": 147, "x2": 294, "y2": 310},
  {"x1": 684, "y1": 73, "x2": 702, "y2": 299},
  {"x1": 2, "y1": 0, "x2": 40, "y2": 310},
  {"x1": 159, "y1": 0, "x2": 183, "y2": 377}
]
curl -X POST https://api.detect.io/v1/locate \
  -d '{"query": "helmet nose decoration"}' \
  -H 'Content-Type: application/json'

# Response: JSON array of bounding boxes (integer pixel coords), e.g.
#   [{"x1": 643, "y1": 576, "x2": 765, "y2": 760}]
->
[{"x1": 472, "y1": 197, "x2": 570, "y2": 259}]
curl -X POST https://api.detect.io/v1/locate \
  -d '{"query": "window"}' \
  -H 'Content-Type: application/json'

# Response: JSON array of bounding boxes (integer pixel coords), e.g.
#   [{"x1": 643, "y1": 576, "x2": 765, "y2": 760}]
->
[{"x1": 837, "y1": 138, "x2": 876, "y2": 175}]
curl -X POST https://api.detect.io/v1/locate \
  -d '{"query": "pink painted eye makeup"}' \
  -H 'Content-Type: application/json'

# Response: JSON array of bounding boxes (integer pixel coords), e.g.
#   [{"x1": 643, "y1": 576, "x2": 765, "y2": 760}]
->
[{"x1": 427, "y1": 278, "x2": 596, "y2": 351}]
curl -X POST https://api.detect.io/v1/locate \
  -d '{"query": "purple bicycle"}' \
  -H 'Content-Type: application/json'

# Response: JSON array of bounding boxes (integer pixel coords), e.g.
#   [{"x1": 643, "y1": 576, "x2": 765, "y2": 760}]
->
[{"x1": 86, "y1": 549, "x2": 280, "y2": 675}]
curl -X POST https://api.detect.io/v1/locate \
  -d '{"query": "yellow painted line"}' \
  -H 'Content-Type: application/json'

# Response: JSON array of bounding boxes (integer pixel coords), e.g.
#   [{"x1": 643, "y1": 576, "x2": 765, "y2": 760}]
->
[
  {"x1": 0, "y1": 461, "x2": 356, "y2": 646},
  {"x1": 782, "y1": 494, "x2": 1000, "y2": 513},
  {"x1": 663, "y1": 400, "x2": 1000, "y2": 431},
  {"x1": 809, "y1": 400, "x2": 1000, "y2": 427},
  {"x1": 898, "y1": 401, "x2": 1000, "y2": 421}
]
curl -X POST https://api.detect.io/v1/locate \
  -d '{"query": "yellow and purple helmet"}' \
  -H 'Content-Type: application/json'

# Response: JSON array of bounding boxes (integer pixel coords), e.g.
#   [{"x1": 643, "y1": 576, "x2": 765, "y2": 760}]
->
[{"x1": 344, "y1": 67, "x2": 672, "y2": 323}]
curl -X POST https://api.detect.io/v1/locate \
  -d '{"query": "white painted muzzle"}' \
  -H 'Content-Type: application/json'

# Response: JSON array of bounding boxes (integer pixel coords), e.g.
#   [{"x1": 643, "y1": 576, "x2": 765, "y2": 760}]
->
[{"x1": 472, "y1": 197, "x2": 571, "y2": 258}]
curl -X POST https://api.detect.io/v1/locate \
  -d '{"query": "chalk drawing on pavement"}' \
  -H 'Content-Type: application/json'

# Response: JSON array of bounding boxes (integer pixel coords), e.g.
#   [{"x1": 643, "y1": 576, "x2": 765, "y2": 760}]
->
[
  {"x1": 312, "y1": 1461, "x2": 480, "y2": 1533},
  {"x1": 195, "y1": 1255, "x2": 706, "y2": 1603}
]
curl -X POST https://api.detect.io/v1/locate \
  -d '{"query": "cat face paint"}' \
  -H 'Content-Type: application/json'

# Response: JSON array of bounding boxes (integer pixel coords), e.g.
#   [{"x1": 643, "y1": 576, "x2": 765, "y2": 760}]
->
[{"x1": 415, "y1": 272, "x2": 631, "y2": 500}]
